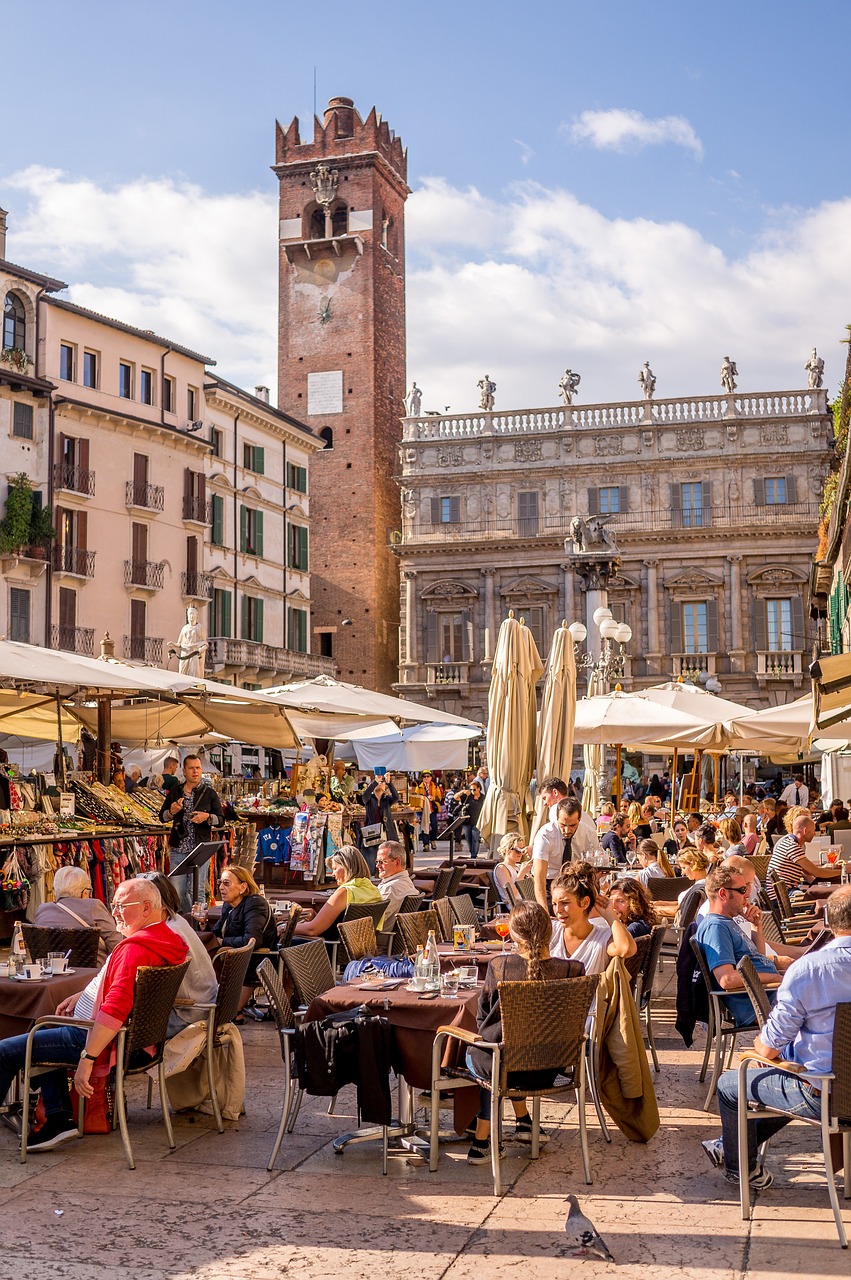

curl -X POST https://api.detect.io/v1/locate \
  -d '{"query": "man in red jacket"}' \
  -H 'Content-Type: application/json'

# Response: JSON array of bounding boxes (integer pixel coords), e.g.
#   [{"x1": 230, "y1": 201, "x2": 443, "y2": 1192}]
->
[{"x1": 0, "y1": 878, "x2": 187, "y2": 1151}]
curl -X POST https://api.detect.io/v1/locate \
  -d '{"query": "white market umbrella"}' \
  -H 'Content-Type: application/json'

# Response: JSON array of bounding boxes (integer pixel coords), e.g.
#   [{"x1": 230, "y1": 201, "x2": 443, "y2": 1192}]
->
[
  {"x1": 532, "y1": 623, "x2": 577, "y2": 837},
  {"x1": 573, "y1": 689, "x2": 709, "y2": 746},
  {"x1": 263, "y1": 675, "x2": 481, "y2": 733},
  {"x1": 351, "y1": 723, "x2": 480, "y2": 773},
  {"x1": 479, "y1": 614, "x2": 544, "y2": 843},
  {"x1": 633, "y1": 681, "x2": 755, "y2": 750}
]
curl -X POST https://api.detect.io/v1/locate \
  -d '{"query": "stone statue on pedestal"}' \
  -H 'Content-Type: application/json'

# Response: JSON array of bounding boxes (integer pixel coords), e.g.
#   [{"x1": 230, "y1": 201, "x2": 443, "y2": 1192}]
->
[
  {"x1": 404, "y1": 382, "x2": 422, "y2": 417},
  {"x1": 805, "y1": 348, "x2": 824, "y2": 390},
  {"x1": 559, "y1": 368, "x2": 581, "y2": 405},
  {"x1": 638, "y1": 361, "x2": 656, "y2": 400},
  {"x1": 720, "y1": 356, "x2": 738, "y2": 394},
  {"x1": 168, "y1": 605, "x2": 207, "y2": 677},
  {"x1": 568, "y1": 514, "x2": 619, "y2": 554},
  {"x1": 478, "y1": 375, "x2": 496, "y2": 411}
]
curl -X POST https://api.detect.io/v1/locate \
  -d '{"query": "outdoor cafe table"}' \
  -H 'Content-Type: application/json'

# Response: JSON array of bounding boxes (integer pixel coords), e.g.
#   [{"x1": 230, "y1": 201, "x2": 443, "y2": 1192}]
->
[
  {"x1": 0, "y1": 968, "x2": 98, "y2": 1039},
  {"x1": 436, "y1": 941, "x2": 501, "y2": 977},
  {"x1": 803, "y1": 881, "x2": 843, "y2": 901},
  {"x1": 305, "y1": 978, "x2": 482, "y2": 1132}
]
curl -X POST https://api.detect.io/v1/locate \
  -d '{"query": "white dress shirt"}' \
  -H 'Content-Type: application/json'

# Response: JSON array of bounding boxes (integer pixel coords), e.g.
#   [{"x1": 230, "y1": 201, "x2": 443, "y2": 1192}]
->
[
  {"x1": 779, "y1": 782, "x2": 809, "y2": 808},
  {"x1": 532, "y1": 812, "x2": 598, "y2": 879}
]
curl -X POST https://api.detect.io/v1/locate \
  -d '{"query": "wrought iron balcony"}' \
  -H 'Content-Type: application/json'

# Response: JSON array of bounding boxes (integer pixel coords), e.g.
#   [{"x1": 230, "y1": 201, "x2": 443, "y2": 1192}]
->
[
  {"x1": 53, "y1": 463, "x2": 96, "y2": 497},
  {"x1": 181, "y1": 571, "x2": 213, "y2": 599},
  {"x1": 123, "y1": 560, "x2": 165, "y2": 590},
  {"x1": 125, "y1": 481, "x2": 165, "y2": 511},
  {"x1": 52, "y1": 546, "x2": 95, "y2": 577},
  {"x1": 182, "y1": 495, "x2": 212, "y2": 524},
  {"x1": 122, "y1": 635, "x2": 163, "y2": 664},
  {"x1": 50, "y1": 624, "x2": 95, "y2": 656}
]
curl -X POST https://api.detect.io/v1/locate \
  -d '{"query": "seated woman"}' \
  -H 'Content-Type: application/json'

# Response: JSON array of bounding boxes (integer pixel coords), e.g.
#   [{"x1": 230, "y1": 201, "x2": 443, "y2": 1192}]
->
[
  {"x1": 492, "y1": 833, "x2": 533, "y2": 904},
  {"x1": 717, "y1": 817, "x2": 745, "y2": 856},
  {"x1": 608, "y1": 877, "x2": 661, "y2": 939},
  {"x1": 466, "y1": 900, "x2": 585, "y2": 1165},
  {"x1": 549, "y1": 869, "x2": 636, "y2": 973},
  {"x1": 634, "y1": 838, "x2": 668, "y2": 887},
  {"x1": 663, "y1": 818, "x2": 691, "y2": 867},
  {"x1": 695, "y1": 823, "x2": 722, "y2": 866},
  {"x1": 137, "y1": 872, "x2": 218, "y2": 1036},
  {"x1": 676, "y1": 847, "x2": 710, "y2": 904},
  {"x1": 36, "y1": 865, "x2": 122, "y2": 963},
  {"x1": 291, "y1": 846, "x2": 384, "y2": 940},
  {"x1": 211, "y1": 865, "x2": 279, "y2": 1013}
]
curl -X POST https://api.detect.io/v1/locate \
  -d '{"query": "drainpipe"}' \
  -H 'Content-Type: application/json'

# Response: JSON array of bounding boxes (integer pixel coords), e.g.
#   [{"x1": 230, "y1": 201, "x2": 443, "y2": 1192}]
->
[
  {"x1": 282, "y1": 434, "x2": 288, "y2": 655},
  {"x1": 233, "y1": 412, "x2": 239, "y2": 652}
]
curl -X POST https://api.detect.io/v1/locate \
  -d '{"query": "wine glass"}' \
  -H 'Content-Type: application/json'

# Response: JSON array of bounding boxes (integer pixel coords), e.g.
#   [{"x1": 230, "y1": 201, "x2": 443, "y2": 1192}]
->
[{"x1": 494, "y1": 918, "x2": 511, "y2": 952}]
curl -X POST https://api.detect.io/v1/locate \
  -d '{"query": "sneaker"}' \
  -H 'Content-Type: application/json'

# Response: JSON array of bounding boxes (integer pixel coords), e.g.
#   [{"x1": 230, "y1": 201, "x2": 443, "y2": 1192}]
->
[
  {"x1": 466, "y1": 1139, "x2": 505, "y2": 1165},
  {"x1": 724, "y1": 1166, "x2": 774, "y2": 1190},
  {"x1": 701, "y1": 1137, "x2": 725, "y2": 1169},
  {"x1": 27, "y1": 1115, "x2": 78, "y2": 1152},
  {"x1": 513, "y1": 1115, "x2": 549, "y2": 1145}
]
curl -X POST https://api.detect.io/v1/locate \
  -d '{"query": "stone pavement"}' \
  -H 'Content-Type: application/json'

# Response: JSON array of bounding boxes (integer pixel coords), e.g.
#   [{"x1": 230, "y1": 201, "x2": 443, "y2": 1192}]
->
[{"x1": 0, "y1": 958, "x2": 846, "y2": 1277}]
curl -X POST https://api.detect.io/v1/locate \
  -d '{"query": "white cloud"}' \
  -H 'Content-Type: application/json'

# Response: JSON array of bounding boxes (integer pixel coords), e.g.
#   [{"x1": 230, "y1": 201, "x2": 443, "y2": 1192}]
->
[
  {"x1": 3, "y1": 165, "x2": 849, "y2": 417},
  {"x1": 567, "y1": 108, "x2": 704, "y2": 159}
]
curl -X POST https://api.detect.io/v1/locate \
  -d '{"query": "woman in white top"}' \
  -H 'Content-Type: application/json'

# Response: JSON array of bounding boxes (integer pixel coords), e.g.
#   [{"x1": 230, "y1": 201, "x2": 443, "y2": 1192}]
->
[
  {"x1": 492, "y1": 833, "x2": 533, "y2": 904},
  {"x1": 549, "y1": 869, "x2": 636, "y2": 974}
]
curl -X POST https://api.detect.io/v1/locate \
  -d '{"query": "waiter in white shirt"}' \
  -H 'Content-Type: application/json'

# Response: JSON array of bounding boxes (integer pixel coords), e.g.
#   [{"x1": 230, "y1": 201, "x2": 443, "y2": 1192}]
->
[
  {"x1": 778, "y1": 774, "x2": 809, "y2": 808},
  {"x1": 532, "y1": 798, "x2": 598, "y2": 910}
]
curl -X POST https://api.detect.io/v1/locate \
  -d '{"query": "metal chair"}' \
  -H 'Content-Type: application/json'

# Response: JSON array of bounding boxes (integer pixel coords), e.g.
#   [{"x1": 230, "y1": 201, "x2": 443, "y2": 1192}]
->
[
  {"x1": 735, "y1": 955, "x2": 773, "y2": 1030},
  {"x1": 281, "y1": 938, "x2": 335, "y2": 1011},
  {"x1": 22, "y1": 959, "x2": 190, "y2": 1168},
  {"x1": 433, "y1": 896, "x2": 455, "y2": 943},
  {"x1": 189, "y1": 940, "x2": 255, "y2": 1133},
  {"x1": 256, "y1": 957, "x2": 299, "y2": 1170},
  {"x1": 690, "y1": 935, "x2": 759, "y2": 1111},
  {"x1": 429, "y1": 976, "x2": 599, "y2": 1195},
  {"x1": 634, "y1": 924, "x2": 668, "y2": 1072},
  {"x1": 449, "y1": 894, "x2": 478, "y2": 929},
  {"x1": 737, "y1": 1002, "x2": 851, "y2": 1248},
  {"x1": 337, "y1": 916, "x2": 378, "y2": 966},
  {"x1": 21, "y1": 924, "x2": 99, "y2": 970},
  {"x1": 395, "y1": 909, "x2": 440, "y2": 956}
]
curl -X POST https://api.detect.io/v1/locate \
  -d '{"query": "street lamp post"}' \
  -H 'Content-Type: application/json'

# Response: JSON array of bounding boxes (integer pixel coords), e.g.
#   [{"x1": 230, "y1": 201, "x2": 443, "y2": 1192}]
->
[{"x1": 567, "y1": 608, "x2": 633, "y2": 808}]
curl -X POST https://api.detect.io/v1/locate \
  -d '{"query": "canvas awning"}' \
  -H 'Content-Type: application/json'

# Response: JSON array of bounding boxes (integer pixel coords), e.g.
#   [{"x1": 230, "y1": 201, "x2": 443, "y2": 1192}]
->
[{"x1": 263, "y1": 675, "x2": 481, "y2": 729}]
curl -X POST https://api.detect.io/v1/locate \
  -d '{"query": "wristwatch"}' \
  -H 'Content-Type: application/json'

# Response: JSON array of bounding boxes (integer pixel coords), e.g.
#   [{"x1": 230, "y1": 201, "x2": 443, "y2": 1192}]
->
[{"x1": 79, "y1": 1050, "x2": 96, "y2": 1061}]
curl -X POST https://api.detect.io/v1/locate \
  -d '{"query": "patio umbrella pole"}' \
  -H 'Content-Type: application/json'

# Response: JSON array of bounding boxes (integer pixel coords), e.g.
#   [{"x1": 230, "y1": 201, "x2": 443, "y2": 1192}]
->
[
  {"x1": 713, "y1": 754, "x2": 720, "y2": 806},
  {"x1": 671, "y1": 747, "x2": 678, "y2": 812},
  {"x1": 614, "y1": 743, "x2": 622, "y2": 809},
  {"x1": 54, "y1": 690, "x2": 66, "y2": 790},
  {"x1": 96, "y1": 696, "x2": 112, "y2": 784}
]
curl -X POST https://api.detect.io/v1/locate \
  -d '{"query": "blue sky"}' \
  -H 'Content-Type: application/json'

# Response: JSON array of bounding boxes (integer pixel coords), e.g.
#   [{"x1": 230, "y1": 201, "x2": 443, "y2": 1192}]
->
[{"x1": 4, "y1": 0, "x2": 851, "y2": 406}]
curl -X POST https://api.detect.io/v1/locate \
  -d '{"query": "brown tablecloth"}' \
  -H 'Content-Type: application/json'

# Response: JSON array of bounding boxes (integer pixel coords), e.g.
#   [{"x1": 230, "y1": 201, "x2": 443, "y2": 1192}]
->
[
  {"x1": 803, "y1": 881, "x2": 842, "y2": 901},
  {"x1": 306, "y1": 979, "x2": 481, "y2": 1132},
  {"x1": 0, "y1": 968, "x2": 99, "y2": 1040},
  {"x1": 436, "y1": 942, "x2": 500, "y2": 976},
  {"x1": 281, "y1": 889, "x2": 332, "y2": 910}
]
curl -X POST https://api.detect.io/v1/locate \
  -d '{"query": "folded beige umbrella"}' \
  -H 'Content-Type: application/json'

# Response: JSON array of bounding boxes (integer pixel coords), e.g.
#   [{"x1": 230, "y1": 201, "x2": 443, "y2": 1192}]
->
[
  {"x1": 581, "y1": 672, "x2": 605, "y2": 817},
  {"x1": 479, "y1": 613, "x2": 544, "y2": 844},
  {"x1": 532, "y1": 623, "x2": 577, "y2": 837}
]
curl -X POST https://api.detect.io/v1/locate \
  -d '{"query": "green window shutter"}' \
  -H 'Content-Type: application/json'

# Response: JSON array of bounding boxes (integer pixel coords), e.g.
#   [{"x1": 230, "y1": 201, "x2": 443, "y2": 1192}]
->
[
  {"x1": 211, "y1": 494, "x2": 224, "y2": 546},
  {"x1": 239, "y1": 505, "x2": 247, "y2": 553},
  {"x1": 240, "y1": 594, "x2": 249, "y2": 639},
  {"x1": 286, "y1": 607, "x2": 293, "y2": 648},
  {"x1": 222, "y1": 590, "x2": 232, "y2": 638},
  {"x1": 255, "y1": 597, "x2": 264, "y2": 643},
  {"x1": 254, "y1": 447, "x2": 265, "y2": 476},
  {"x1": 255, "y1": 510, "x2": 264, "y2": 558},
  {"x1": 299, "y1": 525, "x2": 308, "y2": 570}
]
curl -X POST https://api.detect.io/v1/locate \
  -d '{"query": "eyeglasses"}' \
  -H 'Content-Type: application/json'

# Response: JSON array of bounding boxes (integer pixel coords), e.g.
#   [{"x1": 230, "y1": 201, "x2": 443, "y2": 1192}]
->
[
  {"x1": 725, "y1": 883, "x2": 750, "y2": 896},
  {"x1": 111, "y1": 900, "x2": 146, "y2": 916}
]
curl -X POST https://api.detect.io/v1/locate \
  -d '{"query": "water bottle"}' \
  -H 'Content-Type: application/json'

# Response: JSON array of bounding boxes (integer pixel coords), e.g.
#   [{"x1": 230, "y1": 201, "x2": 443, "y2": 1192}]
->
[
  {"x1": 11, "y1": 922, "x2": 26, "y2": 969},
  {"x1": 425, "y1": 929, "x2": 440, "y2": 989},
  {"x1": 414, "y1": 945, "x2": 426, "y2": 987}
]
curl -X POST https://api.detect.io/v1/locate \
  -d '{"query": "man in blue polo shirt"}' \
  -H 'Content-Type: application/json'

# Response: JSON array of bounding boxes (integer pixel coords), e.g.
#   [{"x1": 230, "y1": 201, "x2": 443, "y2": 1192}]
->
[{"x1": 695, "y1": 863, "x2": 780, "y2": 1028}]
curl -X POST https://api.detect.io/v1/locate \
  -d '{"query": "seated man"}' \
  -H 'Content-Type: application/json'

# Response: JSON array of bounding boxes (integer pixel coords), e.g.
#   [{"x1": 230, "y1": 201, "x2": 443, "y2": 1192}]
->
[
  {"x1": 601, "y1": 813, "x2": 633, "y2": 866},
  {"x1": 696, "y1": 855, "x2": 807, "y2": 971},
  {"x1": 703, "y1": 884, "x2": 851, "y2": 1187},
  {"x1": 374, "y1": 840, "x2": 418, "y2": 928},
  {"x1": 767, "y1": 813, "x2": 842, "y2": 902},
  {"x1": 694, "y1": 863, "x2": 780, "y2": 1028},
  {"x1": 0, "y1": 879, "x2": 188, "y2": 1151}
]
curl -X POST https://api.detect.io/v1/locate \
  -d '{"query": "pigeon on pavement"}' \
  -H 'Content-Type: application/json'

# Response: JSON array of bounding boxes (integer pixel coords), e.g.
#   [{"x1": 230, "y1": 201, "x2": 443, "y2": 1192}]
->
[{"x1": 564, "y1": 1195, "x2": 615, "y2": 1262}]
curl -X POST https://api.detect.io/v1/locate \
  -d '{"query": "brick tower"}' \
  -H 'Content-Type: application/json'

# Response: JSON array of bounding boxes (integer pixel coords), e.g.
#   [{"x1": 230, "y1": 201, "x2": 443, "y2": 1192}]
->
[{"x1": 274, "y1": 96, "x2": 408, "y2": 693}]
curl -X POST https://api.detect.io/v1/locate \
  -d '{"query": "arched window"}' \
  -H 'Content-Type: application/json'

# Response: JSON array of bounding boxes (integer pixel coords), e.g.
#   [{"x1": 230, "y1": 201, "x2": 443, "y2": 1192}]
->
[
  {"x1": 331, "y1": 202, "x2": 348, "y2": 237},
  {"x1": 319, "y1": 427, "x2": 333, "y2": 449},
  {"x1": 3, "y1": 292, "x2": 25, "y2": 351},
  {"x1": 309, "y1": 207, "x2": 325, "y2": 240}
]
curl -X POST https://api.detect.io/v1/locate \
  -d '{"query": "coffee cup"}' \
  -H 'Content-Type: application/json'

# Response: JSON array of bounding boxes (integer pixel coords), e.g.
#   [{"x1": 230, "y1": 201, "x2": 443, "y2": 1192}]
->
[
  {"x1": 22, "y1": 963, "x2": 42, "y2": 980},
  {"x1": 0, "y1": 963, "x2": 9, "y2": 978},
  {"x1": 48, "y1": 953, "x2": 68, "y2": 974},
  {"x1": 410, "y1": 975, "x2": 427, "y2": 991}
]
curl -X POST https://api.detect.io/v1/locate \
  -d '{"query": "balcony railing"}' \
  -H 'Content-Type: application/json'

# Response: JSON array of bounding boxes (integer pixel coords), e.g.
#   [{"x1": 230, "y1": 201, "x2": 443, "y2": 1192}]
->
[
  {"x1": 181, "y1": 571, "x2": 213, "y2": 599},
  {"x1": 123, "y1": 559, "x2": 165, "y2": 590},
  {"x1": 125, "y1": 481, "x2": 164, "y2": 511},
  {"x1": 50, "y1": 624, "x2": 95, "y2": 656},
  {"x1": 122, "y1": 635, "x2": 163, "y2": 664},
  {"x1": 757, "y1": 651, "x2": 803, "y2": 680},
  {"x1": 425, "y1": 662, "x2": 470, "y2": 686},
  {"x1": 183, "y1": 495, "x2": 211, "y2": 524},
  {"x1": 52, "y1": 546, "x2": 95, "y2": 577},
  {"x1": 672, "y1": 653, "x2": 717, "y2": 680},
  {"x1": 53, "y1": 463, "x2": 96, "y2": 497},
  {"x1": 207, "y1": 637, "x2": 334, "y2": 678},
  {"x1": 397, "y1": 502, "x2": 821, "y2": 546}
]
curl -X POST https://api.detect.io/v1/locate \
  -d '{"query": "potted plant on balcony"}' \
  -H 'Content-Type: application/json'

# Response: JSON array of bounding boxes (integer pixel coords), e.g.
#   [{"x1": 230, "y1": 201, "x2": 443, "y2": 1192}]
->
[
  {"x1": 0, "y1": 347, "x2": 31, "y2": 374},
  {"x1": 0, "y1": 473, "x2": 33, "y2": 555},
  {"x1": 28, "y1": 503, "x2": 56, "y2": 559}
]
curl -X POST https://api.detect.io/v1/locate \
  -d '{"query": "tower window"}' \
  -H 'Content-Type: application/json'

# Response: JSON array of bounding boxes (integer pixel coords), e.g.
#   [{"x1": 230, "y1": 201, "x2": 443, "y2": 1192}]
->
[
  {"x1": 309, "y1": 208, "x2": 325, "y2": 240},
  {"x1": 331, "y1": 203, "x2": 348, "y2": 236},
  {"x1": 319, "y1": 427, "x2": 333, "y2": 449}
]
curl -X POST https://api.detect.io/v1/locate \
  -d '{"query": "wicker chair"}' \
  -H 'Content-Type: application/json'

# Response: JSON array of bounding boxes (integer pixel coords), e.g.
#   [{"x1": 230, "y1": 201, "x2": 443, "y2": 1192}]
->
[
  {"x1": 735, "y1": 955, "x2": 774, "y2": 1030},
  {"x1": 21, "y1": 924, "x2": 99, "y2": 970},
  {"x1": 513, "y1": 877, "x2": 538, "y2": 903},
  {"x1": 429, "y1": 976, "x2": 599, "y2": 1195},
  {"x1": 256, "y1": 957, "x2": 300, "y2": 1170},
  {"x1": 395, "y1": 909, "x2": 440, "y2": 956},
  {"x1": 769, "y1": 874, "x2": 819, "y2": 933},
  {"x1": 337, "y1": 916, "x2": 378, "y2": 966},
  {"x1": 22, "y1": 959, "x2": 190, "y2": 1167},
  {"x1": 281, "y1": 938, "x2": 335, "y2": 1010},
  {"x1": 276, "y1": 904, "x2": 302, "y2": 950},
  {"x1": 634, "y1": 924, "x2": 668, "y2": 1072},
  {"x1": 325, "y1": 901, "x2": 387, "y2": 971},
  {"x1": 737, "y1": 1002, "x2": 851, "y2": 1247},
  {"x1": 645, "y1": 876, "x2": 691, "y2": 903},
  {"x1": 446, "y1": 866, "x2": 466, "y2": 897},
  {"x1": 747, "y1": 854, "x2": 772, "y2": 888},
  {"x1": 428, "y1": 868, "x2": 454, "y2": 901},
  {"x1": 690, "y1": 935, "x2": 762, "y2": 1111},
  {"x1": 449, "y1": 894, "x2": 478, "y2": 929},
  {"x1": 433, "y1": 896, "x2": 455, "y2": 943}
]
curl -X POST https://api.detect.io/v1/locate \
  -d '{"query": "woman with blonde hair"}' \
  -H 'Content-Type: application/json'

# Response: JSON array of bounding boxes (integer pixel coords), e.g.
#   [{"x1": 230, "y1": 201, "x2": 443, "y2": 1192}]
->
[
  {"x1": 717, "y1": 817, "x2": 745, "y2": 855},
  {"x1": 466, "y1": 900, "x2": 585, "y2": 1164},
  {"x1": 35, "y1": 864, "x2": 122, "y2": 962},
  {"x1": 783, "y1": 804, "x2": 810, "y2": 833},
  {"x1": 627, "y1": 801, "x2": 643, "y2": 830},
  {"x1": 492, "y1": 833, "x2": 532, "y2": 904},
  {"x1": 292, "y1": 845, "x2": 383, "y2": 939},
  {"x1": 676, "y1": 846, "x2": 710, "y2": 904}
]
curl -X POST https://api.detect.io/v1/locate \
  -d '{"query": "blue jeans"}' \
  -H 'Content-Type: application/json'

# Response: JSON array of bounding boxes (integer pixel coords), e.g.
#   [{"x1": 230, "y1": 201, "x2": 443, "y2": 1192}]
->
[
  {"x1": 717, "y1": 1066, "x2": 822, "y2": 1174},
  {"x1": 464, "y1": 825, "x2": 481, "y2": 858},
  {"x1": 0, "y1": 1026, "x2": 87, "y2": 1119}
]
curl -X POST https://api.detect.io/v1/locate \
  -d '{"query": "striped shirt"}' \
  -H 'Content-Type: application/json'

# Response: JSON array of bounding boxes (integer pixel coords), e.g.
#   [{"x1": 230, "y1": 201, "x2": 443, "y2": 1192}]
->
[{"x1": 766, "y1": 833, "x2": 806, "y2": 901}]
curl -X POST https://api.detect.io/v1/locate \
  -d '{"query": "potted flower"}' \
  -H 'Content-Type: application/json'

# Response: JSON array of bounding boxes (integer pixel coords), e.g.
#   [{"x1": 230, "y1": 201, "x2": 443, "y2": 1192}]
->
[
  {"x1": 28, "y1": 504, "x2": 56, "y2": 559},
  {"x1": 0, "y1": 348, "x2": 31, "y2": 374}
]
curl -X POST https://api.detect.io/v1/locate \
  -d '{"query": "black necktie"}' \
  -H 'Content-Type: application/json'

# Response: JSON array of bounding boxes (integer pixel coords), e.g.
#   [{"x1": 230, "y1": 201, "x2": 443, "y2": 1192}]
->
[{"x1": 562, "y1": 836, "x2": 572, "y2": 865}]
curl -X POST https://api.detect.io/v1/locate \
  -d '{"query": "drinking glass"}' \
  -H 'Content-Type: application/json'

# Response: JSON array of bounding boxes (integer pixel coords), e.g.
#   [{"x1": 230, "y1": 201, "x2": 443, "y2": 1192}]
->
[
  {"x1": 441, "y1": 971, "x2": 460, "y2": 998},
  {"x1": 827, "y1": 846, "x2": 840, "y2": 866},
  {"x1": 459, "y1": 965, "x2": 478, "y2": 987},
  {"x1": 494, "y1": 919, "x2": 511, "y2": 952}
]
